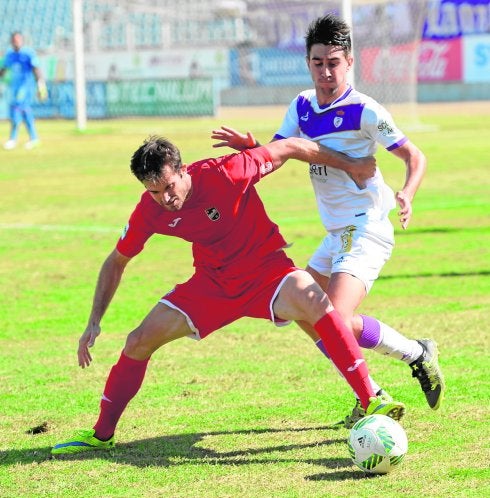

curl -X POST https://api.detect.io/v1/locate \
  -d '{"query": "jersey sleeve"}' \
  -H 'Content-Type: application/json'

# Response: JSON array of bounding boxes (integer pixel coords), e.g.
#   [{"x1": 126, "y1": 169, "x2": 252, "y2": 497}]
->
[
  {"x1": 28, "y1": 48, "x2": 41, "y2": 69},
  {"x1": 2, "y1": 50, "x2": 13, "y2": 69},
  {"x1": 219, "y1": 147, "x2": 275, "y2": 188},
  {"x1": 273, "y1": 96, "x2": 300, "y2": 140},
  {"x1": 362, "y1": 102, "x2": 408, "y2": 151},
  {"x1": 116, "y1": 196, "x2": 154, "y2": 258}
]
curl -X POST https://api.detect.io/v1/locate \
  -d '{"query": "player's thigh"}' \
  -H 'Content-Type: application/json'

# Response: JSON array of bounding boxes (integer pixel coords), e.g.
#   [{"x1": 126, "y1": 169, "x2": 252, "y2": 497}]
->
[
  {"x1": 305, "y1": 264, "x2": 330, "y2": 291},
  {"x1": 125, "y1": 302, "x2": 192, "y2": 358},
  {"x1": 327, "y1": 272, "x2": 366, "y2": 320},
  {"x1": 307, "y1": 236, "x2": 334, "y2": 281},
  {"x1": 295, "y1": 266, "x2": 327, "y2": 341},
  {"x1": 273, "y1": 270, "x2": 332, "y2": 324},
  {"x1": 9, "y1": 104, "x2": 22, "y2": 122}
]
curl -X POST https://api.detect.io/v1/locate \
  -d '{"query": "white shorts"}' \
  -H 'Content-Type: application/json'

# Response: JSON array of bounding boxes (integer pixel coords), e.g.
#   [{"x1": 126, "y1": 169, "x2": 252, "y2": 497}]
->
[{"x1": 308, "y1": 223, "x2": 394, "y2": 293}]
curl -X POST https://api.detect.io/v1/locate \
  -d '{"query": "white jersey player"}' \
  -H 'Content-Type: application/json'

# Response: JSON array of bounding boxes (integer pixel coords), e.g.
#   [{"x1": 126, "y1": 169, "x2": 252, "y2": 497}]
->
[
  {"x1": 274, "y1": 85, "x2": 402, "y2": 291},
  {"x1": 211, "y1": 13, "x2": 445, "y2": 427}
]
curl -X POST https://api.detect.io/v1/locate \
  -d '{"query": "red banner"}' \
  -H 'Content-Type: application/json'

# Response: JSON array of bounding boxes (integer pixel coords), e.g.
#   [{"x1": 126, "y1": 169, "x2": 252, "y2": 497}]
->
[
  {"x1": 360, "y1": 38, "x2": 463, "y2": 84},
  {"x1": 360, "y1": 43, "x2": 419, "y2": 84},
  {"x1": 418, "y1": 38, "x2": 462, "y2": 81}
]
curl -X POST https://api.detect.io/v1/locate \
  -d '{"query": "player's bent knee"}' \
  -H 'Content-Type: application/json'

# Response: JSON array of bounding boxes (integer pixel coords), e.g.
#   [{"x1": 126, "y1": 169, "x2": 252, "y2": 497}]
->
[
  {"x1": 276, "y1": 272, "x2": 332, "y2": 323},
  {"x1": 124, "y1": 327, "x2": 161, "y2": 359},
  {"x1": 303, "y1": 295, "x2": 333, "y2": 324},
  {"x1": 124, "y1": 316, "x2": 189, "y2": 358}
]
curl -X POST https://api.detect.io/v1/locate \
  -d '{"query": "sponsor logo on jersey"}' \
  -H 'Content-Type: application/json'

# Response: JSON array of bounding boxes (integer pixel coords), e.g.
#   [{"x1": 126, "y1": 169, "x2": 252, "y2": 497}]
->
[
  {"x1": 259, "y1": 161, "x2": 273, "y2": 175},
  {"x1": 333, "y1": 116, "x2": 343, "y2": 128},
  {"x1": 205, "y1": 207, "x2": 220, "y2": 221},
  {"x1": 300, "y1": 112, "x2": 309, "y2": 121},
  {"x1": 377, "y1": 119, "x2": 394, "y2": 136},
  {"x1": 309, "y1": 163, "x2": 328, "y2": 176},
  {"x1": 120, "y1": 223, "x2": 129, "y2": 239},
  {"x1": 168, "y1": 217, "x2": 182, "y2": 228}
]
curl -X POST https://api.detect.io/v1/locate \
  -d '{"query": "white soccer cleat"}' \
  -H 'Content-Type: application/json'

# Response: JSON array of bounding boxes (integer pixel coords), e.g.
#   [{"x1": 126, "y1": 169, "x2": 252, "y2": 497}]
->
[
  {"x1": 3, "y1": 139, "x2": 17, "y2": 150},
  {"x1": 24, "y1": 139, "x2": 40, "y2": 150}
]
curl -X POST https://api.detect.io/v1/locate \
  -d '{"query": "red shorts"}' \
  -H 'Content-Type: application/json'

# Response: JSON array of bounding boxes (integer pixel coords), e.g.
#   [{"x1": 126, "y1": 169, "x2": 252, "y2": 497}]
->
[{"x1": 160, "y1": 250, "x2": 300, "y2": 339}]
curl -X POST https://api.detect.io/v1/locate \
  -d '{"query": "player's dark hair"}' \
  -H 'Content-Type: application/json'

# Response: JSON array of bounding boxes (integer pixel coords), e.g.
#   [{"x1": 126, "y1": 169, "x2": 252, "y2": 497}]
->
[
  {"x1": 305, "y1": 14, "x2": 351, "y2": 57},
  {"x1": 130, "y1": 135, "x2": 183, "y2": 182}
]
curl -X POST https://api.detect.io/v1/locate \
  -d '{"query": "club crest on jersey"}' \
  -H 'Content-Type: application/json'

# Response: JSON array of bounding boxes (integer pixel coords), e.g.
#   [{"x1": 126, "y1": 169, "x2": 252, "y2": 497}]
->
[
  {"x1": 334, "y1": 116, "x2": 343, "y2": 128},
  {"x1": 259, "y1": 161, "x2": 273, "y2": 175},
  {"x1": 205, "y1": 207, "x2": 220, "y2": 221}
]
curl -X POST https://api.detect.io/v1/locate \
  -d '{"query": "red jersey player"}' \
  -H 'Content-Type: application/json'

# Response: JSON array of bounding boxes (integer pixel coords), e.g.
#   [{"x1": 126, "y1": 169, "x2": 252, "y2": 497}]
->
[{"x1": 52, "y1": 135, "x2": 404, "y2": 455}]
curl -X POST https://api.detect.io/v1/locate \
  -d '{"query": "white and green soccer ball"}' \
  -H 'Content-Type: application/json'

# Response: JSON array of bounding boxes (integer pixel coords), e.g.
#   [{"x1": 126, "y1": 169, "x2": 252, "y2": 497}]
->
[{"x1": 348, "y1": 414, "x2": 408, "y2": 474}]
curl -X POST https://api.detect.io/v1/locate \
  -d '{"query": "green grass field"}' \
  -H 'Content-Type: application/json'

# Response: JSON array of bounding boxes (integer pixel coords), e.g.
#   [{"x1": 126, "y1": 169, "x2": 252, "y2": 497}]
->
[{"x1": 0, "y1": 103, "x2": 489, "y2": 497}]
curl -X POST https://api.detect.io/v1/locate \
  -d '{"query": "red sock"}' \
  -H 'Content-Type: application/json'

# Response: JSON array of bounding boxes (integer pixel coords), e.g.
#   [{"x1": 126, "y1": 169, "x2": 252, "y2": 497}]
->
[
  {"x1": 314, "y1": 310, "x2": 375, "y2": 409},
  {"x1": 93, "y1": 352, "x2": 149, "y2": 440}
]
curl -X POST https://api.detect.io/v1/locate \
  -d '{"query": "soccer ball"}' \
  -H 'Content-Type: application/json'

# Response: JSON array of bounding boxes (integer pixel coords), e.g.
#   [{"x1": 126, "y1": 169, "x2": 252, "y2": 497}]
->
[{"x1": 347, "y1": 414, "x2": 408, "y2": 474}]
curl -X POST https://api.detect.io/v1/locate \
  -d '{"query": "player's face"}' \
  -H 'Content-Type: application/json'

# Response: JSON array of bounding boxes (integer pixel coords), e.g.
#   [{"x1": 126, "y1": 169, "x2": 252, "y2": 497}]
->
[
  {"x1": 143, "y1": 165, "x2": 192, "y2": 212},
  {"x1": 11, "y1": 33, "x2": 23, "y2": 51},
  {"x1": 306, "y1": 44, "x2": 353, "y2": 99}
]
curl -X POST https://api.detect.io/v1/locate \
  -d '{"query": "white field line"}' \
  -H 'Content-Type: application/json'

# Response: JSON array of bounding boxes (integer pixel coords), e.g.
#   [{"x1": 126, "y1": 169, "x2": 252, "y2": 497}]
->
[{"x1": 0, "y1": 223, "x2": 120, "y2": 233}]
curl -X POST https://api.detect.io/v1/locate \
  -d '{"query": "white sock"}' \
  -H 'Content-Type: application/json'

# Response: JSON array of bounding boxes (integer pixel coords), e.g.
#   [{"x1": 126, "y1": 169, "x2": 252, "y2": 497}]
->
[{"x1": 372, "y1": 322, "x2": 423, "y2": 364}]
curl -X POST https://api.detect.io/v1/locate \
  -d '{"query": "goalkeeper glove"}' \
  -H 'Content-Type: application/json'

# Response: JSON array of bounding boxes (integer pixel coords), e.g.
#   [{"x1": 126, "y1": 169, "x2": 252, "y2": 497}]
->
[{"x1": 37, "y1": 80, "x2": 48, "y2": 101}]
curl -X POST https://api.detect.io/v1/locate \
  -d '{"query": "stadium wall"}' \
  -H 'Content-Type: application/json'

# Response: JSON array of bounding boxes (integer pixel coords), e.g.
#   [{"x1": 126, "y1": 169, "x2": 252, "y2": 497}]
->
[
  {"x1": 219, "y1": 82, "x2": 490, "y2": 107},
  {"x1": 0, "y1": 0, "x2": 488, "y2": 119}
]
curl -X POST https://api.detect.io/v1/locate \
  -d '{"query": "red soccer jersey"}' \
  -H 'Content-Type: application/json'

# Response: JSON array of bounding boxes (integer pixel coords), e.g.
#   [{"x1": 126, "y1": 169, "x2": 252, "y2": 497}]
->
[{"x1": 116, "y1": 147, "x2": 288, "y2": 272}]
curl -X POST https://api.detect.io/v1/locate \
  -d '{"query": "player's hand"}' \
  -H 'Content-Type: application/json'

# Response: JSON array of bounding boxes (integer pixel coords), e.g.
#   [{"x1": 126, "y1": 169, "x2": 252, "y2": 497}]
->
[
  {"x1": 78, "y1": 322, "x2": 101, "y2": 368},
  {"x1": 348, "y1": 155, "x2": 377, "y2": 189},
  {"x1": 37, "y1": 80, "x2": 48, "y2": 101},
  {"x1": 395, "y1": 190, "x2": 413, "y2": 229},
  {"x1": 211, "y1": 126, "x2": 257, "y2": 151}
]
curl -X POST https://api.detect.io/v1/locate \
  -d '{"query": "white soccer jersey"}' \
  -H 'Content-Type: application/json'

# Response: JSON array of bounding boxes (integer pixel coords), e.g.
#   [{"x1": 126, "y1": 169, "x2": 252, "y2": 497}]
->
[{"x1": 274, "y1": 86, "x2": 408, "y2": 232}]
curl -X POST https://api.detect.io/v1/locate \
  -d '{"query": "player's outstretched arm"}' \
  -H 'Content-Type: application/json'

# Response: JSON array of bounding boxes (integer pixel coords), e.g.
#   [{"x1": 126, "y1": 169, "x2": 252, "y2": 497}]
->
[
  {"x1": 212, "y1": 126, "x2": 376, "y2": 186},
  {"x1": 264, "y1": 137, "x2": 376, "y2": 181},
  {"x1": 391, "y1": 141, "x2": 427, "y2": 229},
  {"x1": 211, "y1": 125, "x2": 259, "y2": 150},
  {"x1": 78, "y1": 249, "x2": 131, "y2": 368}
]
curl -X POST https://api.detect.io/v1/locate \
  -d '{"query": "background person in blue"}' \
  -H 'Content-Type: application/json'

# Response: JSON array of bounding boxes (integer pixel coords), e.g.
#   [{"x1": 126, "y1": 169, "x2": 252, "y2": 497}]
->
[{"x1": 0, "y1": 32, "x2": 47, "y2": 150}]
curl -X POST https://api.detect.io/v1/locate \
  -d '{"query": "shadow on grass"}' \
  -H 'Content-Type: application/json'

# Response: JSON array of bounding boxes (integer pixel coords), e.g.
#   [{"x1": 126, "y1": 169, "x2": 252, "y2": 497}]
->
[
  {"x1": 0, "y1": 425, "x2": 362, "y2": 480},
  {"x1": 379, "y1": 269, "x2": 490, "y2": 281}
]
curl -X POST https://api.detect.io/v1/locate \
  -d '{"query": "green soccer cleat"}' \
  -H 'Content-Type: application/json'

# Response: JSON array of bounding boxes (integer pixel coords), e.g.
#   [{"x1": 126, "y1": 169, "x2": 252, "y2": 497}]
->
[
  {"x1": 330, "y1": 390, "x2": 392, "y2": 429},
  {"x1": 410, "y1": 339, "x2": 445, "y2": 410},
  {"x1": 366, "y1": 395, "x2": 405, "y2": 421},
  {"x1": 51, "y1": 429, "x2": 115, "y2": 455}
]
